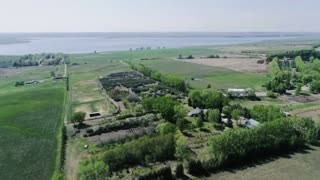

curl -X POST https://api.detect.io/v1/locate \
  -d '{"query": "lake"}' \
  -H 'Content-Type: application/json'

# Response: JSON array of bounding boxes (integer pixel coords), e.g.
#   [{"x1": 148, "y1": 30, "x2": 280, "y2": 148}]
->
[{"x1": 0, "y1": 32, "x2": 306, "y2": 55}]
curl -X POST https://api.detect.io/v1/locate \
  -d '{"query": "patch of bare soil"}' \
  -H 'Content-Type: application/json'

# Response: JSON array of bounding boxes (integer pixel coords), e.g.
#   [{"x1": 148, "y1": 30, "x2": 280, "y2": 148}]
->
[
  {"x1": 65, "y1": 140, "x2": 82, "y2": 180},
  {"x1": 177, "y1": 54, "x2": 267, "y2": 73},
  {"x1": 74, "y1": 104, "x2": 92, "y2": 119},
  {"x1": 294, "y1": 109, "x2": 320, "y2": 119},
  {"x1": 0, "y1": 67, "x2": 29, "y2": 77},
  {"x1": 65, "y1": 124, "x2": 89, "y2": 180},
  {"x1": 285, "y1": 95, "x2": 319, "y2": 103}
]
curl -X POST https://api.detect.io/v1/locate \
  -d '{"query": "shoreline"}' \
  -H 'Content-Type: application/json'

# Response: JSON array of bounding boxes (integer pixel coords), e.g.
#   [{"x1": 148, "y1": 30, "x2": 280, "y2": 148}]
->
[{"x1": 0, "y1": 33, "x2": 311, "y2": 56}]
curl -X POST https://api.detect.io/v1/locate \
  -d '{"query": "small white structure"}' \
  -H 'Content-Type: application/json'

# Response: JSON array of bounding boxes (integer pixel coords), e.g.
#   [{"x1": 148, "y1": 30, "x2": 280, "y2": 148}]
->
[
  {"x1": 187, "y1": 107, "x2": 207, "y2": 117},
  {"x1": 283, "y1": 112, "x2": 292, "y2": 117},
  {"x1": 25, "y1": 80, "x2": 39, "y2": 84},
  {"x1": 222, "y1": 118, "x2": 229, "y2": 124},
  {"x1": 242, "y1": 119, "x2": 260, "y2": 128},
  {"x1": 227, "y1": 88, "x2": 254, "y2": 97}
]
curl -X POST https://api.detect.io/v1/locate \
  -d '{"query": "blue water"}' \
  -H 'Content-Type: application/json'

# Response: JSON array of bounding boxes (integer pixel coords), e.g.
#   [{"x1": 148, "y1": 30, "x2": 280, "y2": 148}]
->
[{"x1": 0, "y1": 32, "x2": 307, "y2": 55}]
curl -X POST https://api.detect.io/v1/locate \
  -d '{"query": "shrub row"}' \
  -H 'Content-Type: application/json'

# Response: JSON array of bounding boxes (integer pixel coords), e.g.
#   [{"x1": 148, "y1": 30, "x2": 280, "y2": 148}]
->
[
  {"x1": 59, "y1": 126, "x2": 67, "y2": 171},
  {"x1": 100, "y1": 78, "x2": 156, "y2": 90},
  {"x1": 102, "y1": 134, "x2": 175, "y2": 171},
  {"x1": 267, "y1": 49, "x2": 320, "y2": 62},
  {"x1": 84, "y1": 115, "x2": 158, "y2": 137},
  {"x1": 135, "y1": 166, "x2": 173, "y2": 180}
]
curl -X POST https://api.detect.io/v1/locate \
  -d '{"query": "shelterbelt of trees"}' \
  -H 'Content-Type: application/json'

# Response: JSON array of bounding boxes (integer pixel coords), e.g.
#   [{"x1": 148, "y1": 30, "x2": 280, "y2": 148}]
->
[
  {"x1": 128, "y1": 62, "x2": 187, "y2": 92},
  {"x1": 266, "y1": 49, "x2": 320, "y2": 62},
  {"x1": 11, "y1": 53, "x2": 70, "y2": 67},
  {"x1": 191, "y1": 117, "x2": 320, "y2": 176},
  {"x1": 266, "y1": 49, "x2": 320, "y2": 94}
]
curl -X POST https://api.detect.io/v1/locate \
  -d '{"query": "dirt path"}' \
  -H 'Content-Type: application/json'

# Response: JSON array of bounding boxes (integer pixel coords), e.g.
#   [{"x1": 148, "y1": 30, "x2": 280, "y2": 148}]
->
[
  {"x1": 65, "y1": 139, "x2": 84, "y2": 180},
  {"x1": 119, "y1": 60, "x2": 129, "y2": 67},
  {"x1": 294, "y1": 109, "x2": 320, "y2": 119}
]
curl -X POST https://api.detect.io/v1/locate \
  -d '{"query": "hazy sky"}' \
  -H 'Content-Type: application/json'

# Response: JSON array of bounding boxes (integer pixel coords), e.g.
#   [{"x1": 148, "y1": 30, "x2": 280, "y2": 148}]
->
[{"x1": 1, "y1": 0, "x2": 320, "y2": 32}]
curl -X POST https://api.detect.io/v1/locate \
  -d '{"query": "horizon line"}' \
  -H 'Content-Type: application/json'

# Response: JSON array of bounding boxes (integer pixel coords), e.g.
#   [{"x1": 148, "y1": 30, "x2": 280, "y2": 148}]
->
[{"x1": 0, "y1": 31, "x2": 319, "y2": 34}]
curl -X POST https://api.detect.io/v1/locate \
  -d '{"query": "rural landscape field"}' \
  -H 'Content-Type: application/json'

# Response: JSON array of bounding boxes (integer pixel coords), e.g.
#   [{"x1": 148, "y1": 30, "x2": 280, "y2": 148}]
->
[{"x1": 2, "y1": 0, "x2": 320, "y2": 180}]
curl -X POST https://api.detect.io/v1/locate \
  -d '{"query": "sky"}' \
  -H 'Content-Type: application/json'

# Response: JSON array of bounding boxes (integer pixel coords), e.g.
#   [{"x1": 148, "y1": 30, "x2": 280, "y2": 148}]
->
[{"x1": 0, "y1": 0, "x2": 320, "y2": 32}]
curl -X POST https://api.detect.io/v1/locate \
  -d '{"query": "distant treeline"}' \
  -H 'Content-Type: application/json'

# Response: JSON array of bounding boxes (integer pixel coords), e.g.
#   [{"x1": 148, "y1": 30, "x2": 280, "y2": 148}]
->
[
  {"x1": 0, "y1": 56, "x2": 21, "y2": 68},
  {"x1": 128, "y1": 62, "x2": 187, "y2": 92},
  {"x1": 267, "y1": 49, "x2": 320, "y2": 62},
  {"x1": 10, "y1": 53, "x2": 70, "y2": 67}
]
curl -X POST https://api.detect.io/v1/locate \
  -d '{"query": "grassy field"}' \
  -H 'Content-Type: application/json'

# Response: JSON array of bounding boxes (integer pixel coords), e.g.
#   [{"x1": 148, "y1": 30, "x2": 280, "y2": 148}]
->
[
  {"x1": 0, "y1": 85, "x2": 65, "y2": 180},
  {"x1": 208, "y1": 145, "x2": 320, "y2": 180},
  {"x1": 131, "y1": 59, "x2": 270, "y2": 90},
  {"x1": 69, "y1": 54, "x2": 132, "y2": 118}
]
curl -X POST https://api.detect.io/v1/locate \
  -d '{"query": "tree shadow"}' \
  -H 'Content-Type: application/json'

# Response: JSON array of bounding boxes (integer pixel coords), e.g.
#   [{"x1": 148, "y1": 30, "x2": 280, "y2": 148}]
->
[
  {"x1": 182, "y1": 131, "x2": 194, "y2": 137},
  {"x1": 74, "y1": 123, "x2": 91, "y2": 129}
]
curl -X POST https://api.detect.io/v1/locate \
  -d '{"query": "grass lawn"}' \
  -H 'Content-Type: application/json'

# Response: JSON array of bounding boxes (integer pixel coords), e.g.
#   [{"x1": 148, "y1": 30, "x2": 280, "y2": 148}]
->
[{"x1": 0, "y1": 85, "x2": 65, "y2": 180}]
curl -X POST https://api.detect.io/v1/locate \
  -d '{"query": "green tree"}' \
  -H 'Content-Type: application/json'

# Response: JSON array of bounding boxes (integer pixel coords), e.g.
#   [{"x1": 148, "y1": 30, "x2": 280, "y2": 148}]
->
[
  {"x1": 175, "y1": 133, "x2": 191, "y2": 160},
  {"x1": 231, "y1": 109, "x2": 242, "y2": 125},
  {"x1": 294, "y1": 56, "x2": 305, "y2": 72},
  {"x1": 196, "y1": 112, "x2": 204, "y2": 128},
  {"x1": 208, "y1": 109, "x2": 221, "y2": 125},
  {"x1": 50, "y1": 71, "x2": 55, "y2": 77},
  {"x1": 188, "y1": 90, "x2": 226, "y2": 109},
  {"x1": 295, "y1": 83, "x2": 303, "y2": 95},
  {"x1": 188, "y1": 91, "x2": 202, "y2": 108},
  {"x1": 222, "y1": 106, "x2": 232, "y2": 119},
  {"x1": 173, "y1": 104, "x2": 187, "y2": 122},
  {"x1": 251, "y1": 105, "x2": 283, "y2": 123},
  {"x1": 71, "y1": 112, "x2": 86, "y2": 126},
  {"x1": 156, "y1": 122, "x2": 177, "y2": 135},
  {"x1": 143, "y1": 97, "x2": 177, "y2": 123},
  {"x1": 78, "y1": 160, "x2": 109, "y2": 180},
  {"x1": 176, "y1": 163, "x2": 184, "y2": 178},
  {"x1": 310, "y1": 80, "x2": 320, "y2": 93},
  {"x1": 268, "y1": 57, "x2": 282, "y2": 77},
  {"x1": 176, "y1": 118, "x2": 186, "y2": 131}
]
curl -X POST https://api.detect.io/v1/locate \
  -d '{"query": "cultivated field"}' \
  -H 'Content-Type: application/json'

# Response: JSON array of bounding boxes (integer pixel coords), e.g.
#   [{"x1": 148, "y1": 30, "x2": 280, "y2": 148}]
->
[
  {"x1": 0, "y1": 86, "x2": 65, "y2": 180},
  {"x1": 0, "y1": 61, "x2": 66, "y2": 180},
  {"x1": 177, "y1": 53, "x2": 267, "y2": 73}
]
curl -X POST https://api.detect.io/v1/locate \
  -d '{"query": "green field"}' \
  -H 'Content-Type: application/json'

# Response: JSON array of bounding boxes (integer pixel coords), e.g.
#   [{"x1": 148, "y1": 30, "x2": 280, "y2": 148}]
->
[
  {"x1": 131, "y1": 59, "x2": 270, "y2": 90},
  {"x1": 0, "y1": 80, "x2": 65, "y2": 180}
]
